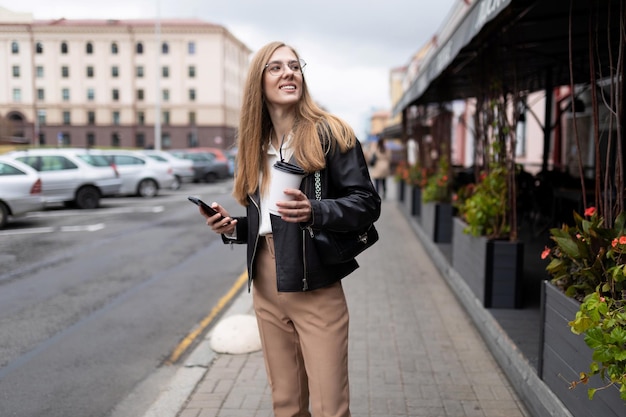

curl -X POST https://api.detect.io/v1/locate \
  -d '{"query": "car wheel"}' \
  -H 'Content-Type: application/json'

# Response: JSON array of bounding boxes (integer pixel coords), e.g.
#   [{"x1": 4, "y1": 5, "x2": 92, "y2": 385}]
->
[
  {"x1": 171, "y1": 175, "x2": 182, "y2": 190},
  {"x1": 138, "y1": 179, "x2": 158, "y2": 198},
  {"x1": 204, "y1": 172, "x2": 218, "y2": 183},
  {"x1": 0, "y1": 203, "x2": 8, "y2": 229},
  {"x1": 75, "y1": 186, "x2": 101, "y2": 209}
]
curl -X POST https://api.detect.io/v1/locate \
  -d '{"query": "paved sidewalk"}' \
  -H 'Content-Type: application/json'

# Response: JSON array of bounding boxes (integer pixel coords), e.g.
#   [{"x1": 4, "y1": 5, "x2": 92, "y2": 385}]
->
[{"x1": 163, "y1": 197, "x2": 531, "y2": 417}]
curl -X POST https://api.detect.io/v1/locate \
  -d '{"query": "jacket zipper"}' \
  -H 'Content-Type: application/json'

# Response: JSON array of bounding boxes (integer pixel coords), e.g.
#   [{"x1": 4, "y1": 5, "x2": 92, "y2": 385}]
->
[
  {"x1": 248, "y1": 196, "x2": 262, "y2": 292},
  {"x1": 301, "y1": 228, "x2": 309, "y2": 291}
]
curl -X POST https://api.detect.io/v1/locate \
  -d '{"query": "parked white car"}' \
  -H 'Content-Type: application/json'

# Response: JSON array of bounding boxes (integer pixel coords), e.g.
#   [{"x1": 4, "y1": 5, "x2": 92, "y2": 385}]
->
[
  {"x1": 100, "y1": 151, "x2": 175, "y2": 197},
  {"x1": 6, "y1": 148, "x2": 122, "y2": 209},
  {"x1": 141, "y1": 150, "x2": 194, "y2": 190},
  {"x1": 0, "y1": 156, "x2": 45, "y2": 228}
]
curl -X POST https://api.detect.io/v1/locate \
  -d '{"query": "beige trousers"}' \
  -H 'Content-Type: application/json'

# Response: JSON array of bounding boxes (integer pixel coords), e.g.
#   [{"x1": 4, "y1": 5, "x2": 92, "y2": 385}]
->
[{"x1": 253, "y1": 235, "x2": 351, "y2": 417}]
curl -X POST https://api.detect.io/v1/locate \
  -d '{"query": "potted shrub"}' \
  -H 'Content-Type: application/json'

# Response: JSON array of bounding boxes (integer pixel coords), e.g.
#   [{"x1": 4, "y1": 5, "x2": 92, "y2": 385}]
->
[
  {"x1": 540, "y1": 207, "x2": 626, "y2": 416},
  {"x1": 452, "y1": 164, "x2": 524, "y2": 308},
  {"x1": 421, "y1": 153, "x2": 453, "y2": 242},
  {"x1": 394, "y1": 160, "x2": 428, "y2": 217}
]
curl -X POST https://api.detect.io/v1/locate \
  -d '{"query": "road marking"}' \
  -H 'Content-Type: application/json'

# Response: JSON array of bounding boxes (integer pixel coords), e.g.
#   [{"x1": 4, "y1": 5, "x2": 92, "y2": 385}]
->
[
  {"x1": 25, "y1": 206, "x2": 164, "y2": 218},
  {"x1": 60, "y1": 223, "x2": 106, "y2": 232},
  {"x1": 165, "y1": 271, "x2": 248, "y2": 365},
  {"x1": 0, "y1": 224, "x2": 105, "y2": 236}
]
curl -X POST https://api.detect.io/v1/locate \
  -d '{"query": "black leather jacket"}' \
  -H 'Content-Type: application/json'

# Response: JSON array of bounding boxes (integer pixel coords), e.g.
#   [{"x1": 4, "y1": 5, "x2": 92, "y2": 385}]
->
[{"x1": 225, "y1": 139, "x2": 381, "y2": 292}]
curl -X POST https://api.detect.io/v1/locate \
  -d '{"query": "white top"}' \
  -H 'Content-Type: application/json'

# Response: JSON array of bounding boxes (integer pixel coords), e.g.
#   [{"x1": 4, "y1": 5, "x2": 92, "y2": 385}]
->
[{"x1": 258, "y1": 133, "x2": 294, "y2": 236}]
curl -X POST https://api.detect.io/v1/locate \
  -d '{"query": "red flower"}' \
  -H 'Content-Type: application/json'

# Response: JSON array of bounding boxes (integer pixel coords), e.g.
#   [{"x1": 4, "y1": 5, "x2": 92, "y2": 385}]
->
[
  {"x1": 612, "y1": 238, "x2": 618, "y2": 248},
  {"x1": 619, "y1": 236, "x2": 626, "y2": 245},
  {"x1": 584, "y1": 207, "x2": 596, "y2": 217},
  {"x1": 541, "y1": 246, "x2": 550, "y2": 259}
]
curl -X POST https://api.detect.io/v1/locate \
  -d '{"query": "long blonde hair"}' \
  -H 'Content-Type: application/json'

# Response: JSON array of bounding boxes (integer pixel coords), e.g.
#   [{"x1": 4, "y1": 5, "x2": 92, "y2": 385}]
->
[{"x1": 233, "y1": 41, "x2": 356, "y2": 205}]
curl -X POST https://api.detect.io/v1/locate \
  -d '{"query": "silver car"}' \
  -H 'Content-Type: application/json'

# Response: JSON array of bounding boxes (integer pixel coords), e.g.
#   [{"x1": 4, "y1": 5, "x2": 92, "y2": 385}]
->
[
  {"x1": 141, "y1": 150, "x2": 195, "y2": 190},
  {"x1": 100, "y1": 151, "x2": 175, "y2": 197},
  {"x1": 0, "y1": 156, "x2": 45, "y2": 228},
  {"x1": 6, "y1": 148, "x2": 122, "y2": 209}
]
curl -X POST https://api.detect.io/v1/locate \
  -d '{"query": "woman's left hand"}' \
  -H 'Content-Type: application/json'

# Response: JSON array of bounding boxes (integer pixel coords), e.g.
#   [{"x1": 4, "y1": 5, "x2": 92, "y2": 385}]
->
[{"x1": 276, "y1": 189, "x2": 312, "y2": 223}]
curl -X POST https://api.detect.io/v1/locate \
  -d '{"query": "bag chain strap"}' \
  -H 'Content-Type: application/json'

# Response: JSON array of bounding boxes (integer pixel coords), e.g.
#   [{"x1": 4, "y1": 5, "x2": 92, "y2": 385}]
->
[{"x1": 314, "y1": 171, "x2": 322, "y2": 201}]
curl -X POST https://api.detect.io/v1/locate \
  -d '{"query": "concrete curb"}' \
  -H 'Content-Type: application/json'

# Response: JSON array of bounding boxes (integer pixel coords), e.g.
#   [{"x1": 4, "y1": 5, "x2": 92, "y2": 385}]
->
[{"x1": 405, "y1": 211, "x2": 573, "y2": 417}]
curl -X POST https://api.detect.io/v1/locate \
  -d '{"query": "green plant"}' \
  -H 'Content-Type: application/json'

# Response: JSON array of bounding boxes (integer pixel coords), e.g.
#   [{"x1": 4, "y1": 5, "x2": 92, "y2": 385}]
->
[
  {"x1": 542, "y1": 207, "x2": 626, "y2": 400},
  {"x1": 394, "y1": 161, "x2": 428, "y2": 187},
  {"x1": 422, "y1": 154, "x2": 451, "y2": 203},
  {"x1": 456, "y1": 166, "x2": 509, "y2": 239}
]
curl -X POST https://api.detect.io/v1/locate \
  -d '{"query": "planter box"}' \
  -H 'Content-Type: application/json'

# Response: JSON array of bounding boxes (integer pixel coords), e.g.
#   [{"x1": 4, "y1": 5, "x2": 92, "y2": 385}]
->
[
  {"x1": 403, "y1": 185, "x2": 421, "y2": 217},
  {"x1": 396, "y1": 179, "x2": 405, "y2": 202},
  {"x1": 452, "y1": 217, "x2": 523, "y2": 308},
  {"x1": 421, "y1": 201, "x2": 452, "y2": 243},
  {"x1": 540, "y1": 281, "x2": 623, "y2": 417}
]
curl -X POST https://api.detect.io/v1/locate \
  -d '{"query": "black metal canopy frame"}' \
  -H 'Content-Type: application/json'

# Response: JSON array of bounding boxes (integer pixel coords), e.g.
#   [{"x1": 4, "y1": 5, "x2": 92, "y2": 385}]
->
[{"x1": 394, "y1": 0, "x2": 623, "y2": 112}]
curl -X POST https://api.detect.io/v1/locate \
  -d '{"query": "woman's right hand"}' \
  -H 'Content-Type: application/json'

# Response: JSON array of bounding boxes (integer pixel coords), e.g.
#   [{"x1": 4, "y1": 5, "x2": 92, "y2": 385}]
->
[{"x1": 199, "y1": 203, "x2": 237, "y2": 235}]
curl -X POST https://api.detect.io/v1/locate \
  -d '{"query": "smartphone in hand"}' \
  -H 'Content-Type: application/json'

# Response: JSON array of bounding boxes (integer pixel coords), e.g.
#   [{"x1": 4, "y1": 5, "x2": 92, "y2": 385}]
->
[{"x1": 187, "y1": 196, "x2": 229, "y2": 222}]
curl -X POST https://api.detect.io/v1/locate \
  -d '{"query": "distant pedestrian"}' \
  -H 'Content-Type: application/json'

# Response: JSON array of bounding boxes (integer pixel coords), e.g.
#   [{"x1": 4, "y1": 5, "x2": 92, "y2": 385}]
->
[
  {"x1": 368, "y1": 136, "x2": 392, "y2": 198},
  {"x1": 196, "y1": 41, "x2": 381, "y2": 417}
]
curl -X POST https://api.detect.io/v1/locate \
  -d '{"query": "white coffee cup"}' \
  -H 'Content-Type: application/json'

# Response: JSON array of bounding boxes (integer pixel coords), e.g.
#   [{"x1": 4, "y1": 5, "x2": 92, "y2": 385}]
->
[{"x1": 268, "y1": 161, "x2": 305, "y2": 216}]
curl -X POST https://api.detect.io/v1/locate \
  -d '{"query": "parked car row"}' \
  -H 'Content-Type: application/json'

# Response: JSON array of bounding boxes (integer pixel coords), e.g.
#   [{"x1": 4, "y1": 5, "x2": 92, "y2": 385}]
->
[{"x1": 0, "y1": 147, "x2": 233, "y2": 229}]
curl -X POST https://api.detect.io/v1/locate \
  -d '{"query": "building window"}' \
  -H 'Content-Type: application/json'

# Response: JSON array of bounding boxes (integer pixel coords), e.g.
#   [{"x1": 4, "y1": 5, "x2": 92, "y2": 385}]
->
[
  {"x1": 37, "y1": 109, "x2": 46, "y2": 125},
  {"x1": 36, "y1": 66, "x2": 44, "y2": 78},
  {"x1": 11, "y1": 41, "x2": 19, "y2": 54},
  {"x1": 87, "y1": 132, "x2": 95, "y2": 146},
  {"x1": 60, "y1": 132, "x2": 71, "y2": 145},
  {"x1": 162, "y1": 66, "x2": 169, "y2": 78},
  {"x1": 86, "y1": 42, "x2": 93, "y2": 54},
  {"x1": 61, "y1": 42, "x2": 68, "y2": 54},
  {"x1": 112, "y1": 89, "x2": 119, "y2": 101},
  {"x1": 189, "y1": 111, "x2": 196, "y2": 125},
  {"x1": 162, "y1": 133, "x2": 171, "y2": 148},
  {"x1": 111, "y1": 42, "x2": 118, "y2": 54},
  {"x1": 136, "y1": 42, "x2": 143, "y2": 54},
  {"x1": 88, "y1": 111, "x2": 95, "y2": 125},
  {"x1": 12, "y1": 88, "x2": 21, "y2": 102},
  {"x1": 136, "y1": 66, "x2": 144, "y2": 78},
  {"x1": 188, "y1": 41, "x2": 195, "y2": 55},
  {"x1": 63, "y1": 111, "x2": 71, "y2": 125},
  {"x1": 135, "y1": 132, "x2": 145, "y2": 148},
  {"x1": 189, "y1": 89, "x2": 196, "y2": 101},
  {"x1": 111, "y1": 66, "x2": 119, "y2": 78},
  {"x1": 62, "y1": 88, "x2": 70, "y2": 101},
  {"x1": 137, "y1": 89, "x2": 144, "y2": 100},
  {"x1": 36, "y1": 42, "x2": 43, "y2": 54},
  {"x1": 38, "y1": 133, "x2": 46, "y2": 145},
  {"x1": 161, "y1": 42, "x2": 169, "y2": 54},
  {"x1": 61, "y1": 66, "x2": 69, "y2": 78},
  {"x1": 111, "y1": 132, "x2": 120, "y2": 147},
  {"x1": 137, "y1": 111, "x2": 145, "y2": 125},
  {"x1": 87, "y1": 88, "x2": 95, "y2": 101},
  {"x1": 112, "y1": 111, "x2": 120, "y2": 125},
  {"x1": 188, "y1": 65, "x2": 196, "y2": 78},
  {"x1": 87, "y1": 66, "x2": 94, "y2": 77},
  {"x1": 187, "y1": 132, "x2": 198, "y2": 147},
  {"x1": 162, "y1": 89, "x2": 170, "y2": 101},
  {"x1": 12, "y1": 65, "x2": 19, "y2": 77},
  {"x1": 37, "y1": 88, "x2": 45, "y2": 100},
  {"x1": 162, "y1": 111, "x2": 170, "y2": 125}
]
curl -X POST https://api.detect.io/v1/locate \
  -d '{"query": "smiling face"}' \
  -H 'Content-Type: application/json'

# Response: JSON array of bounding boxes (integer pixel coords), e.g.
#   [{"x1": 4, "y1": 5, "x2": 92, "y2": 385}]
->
[{"x1": 262, "y1": 46, "x2": 303, "y2": 111}]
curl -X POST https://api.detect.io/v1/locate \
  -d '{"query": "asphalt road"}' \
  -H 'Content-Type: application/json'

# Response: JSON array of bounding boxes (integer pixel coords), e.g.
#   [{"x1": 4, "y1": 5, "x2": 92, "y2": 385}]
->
[{"x1": 0, "y1": 180, "x2": 247, "y2": 417}]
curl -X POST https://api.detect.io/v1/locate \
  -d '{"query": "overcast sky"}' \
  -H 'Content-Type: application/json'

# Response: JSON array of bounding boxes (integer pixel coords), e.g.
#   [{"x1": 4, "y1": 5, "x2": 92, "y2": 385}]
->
[{"x1": 5, "y1": 0, "x2": 459, "y2": 138}]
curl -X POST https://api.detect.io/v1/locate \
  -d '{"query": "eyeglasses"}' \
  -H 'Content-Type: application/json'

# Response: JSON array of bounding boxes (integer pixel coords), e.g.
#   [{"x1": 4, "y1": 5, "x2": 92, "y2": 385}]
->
[{"x1": 264, "y1": 59, "x2": 306, "y2": 76}]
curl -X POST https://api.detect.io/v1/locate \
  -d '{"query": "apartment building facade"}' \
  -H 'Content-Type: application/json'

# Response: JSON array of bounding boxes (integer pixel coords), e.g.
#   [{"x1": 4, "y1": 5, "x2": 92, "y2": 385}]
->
[{"x1": 0, "y1": 7, "x2": 251, "y2": 150}]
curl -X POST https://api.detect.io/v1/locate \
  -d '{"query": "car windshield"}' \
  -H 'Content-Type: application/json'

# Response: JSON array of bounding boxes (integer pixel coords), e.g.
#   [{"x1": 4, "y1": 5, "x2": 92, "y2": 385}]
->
[
  {"x1": 77, "y1": 154, "x2": 114, "y2": 167},
  {"x1": 0, "y1": 162, "x2": 26, "y2": 175},
  {"x1": 147, "y1": 155, "x2": 167, "y2": 162}
]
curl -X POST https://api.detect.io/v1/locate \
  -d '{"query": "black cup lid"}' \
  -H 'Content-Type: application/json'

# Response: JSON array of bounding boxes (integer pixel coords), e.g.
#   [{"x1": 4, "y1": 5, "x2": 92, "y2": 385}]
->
[{"x1": 274, "y1": 160, "x2": 305, "y2": 175}]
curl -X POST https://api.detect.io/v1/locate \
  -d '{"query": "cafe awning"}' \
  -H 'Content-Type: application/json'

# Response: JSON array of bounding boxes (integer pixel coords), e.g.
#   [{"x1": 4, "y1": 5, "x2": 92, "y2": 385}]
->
[{"x1": 393, "y1": 0, "x2": 623, "y2": 114}]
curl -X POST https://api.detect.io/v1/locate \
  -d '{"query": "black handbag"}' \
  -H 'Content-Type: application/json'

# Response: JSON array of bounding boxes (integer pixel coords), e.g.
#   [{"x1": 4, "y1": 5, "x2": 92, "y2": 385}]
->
[{"x1": 310, "y1": 171, "x2": 379, "y2": 264}]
